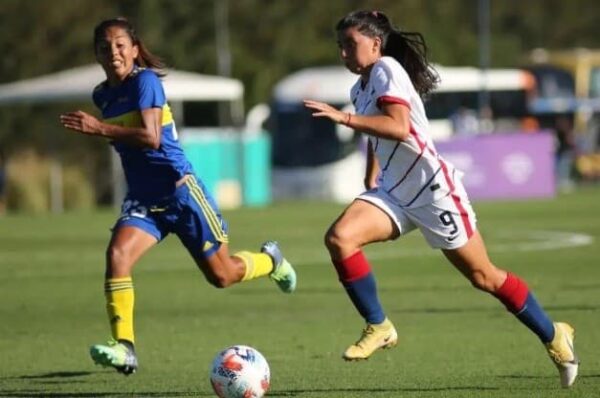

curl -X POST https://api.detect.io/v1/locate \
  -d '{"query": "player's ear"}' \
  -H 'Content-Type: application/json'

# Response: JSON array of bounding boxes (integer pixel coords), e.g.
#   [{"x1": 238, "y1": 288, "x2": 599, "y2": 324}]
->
[
  {"x1": 132, "y1": 44, "x2": 140, "y2": 61},
  {"x1": 373, "y1": 37, "x2": 382, "y2": 54}
]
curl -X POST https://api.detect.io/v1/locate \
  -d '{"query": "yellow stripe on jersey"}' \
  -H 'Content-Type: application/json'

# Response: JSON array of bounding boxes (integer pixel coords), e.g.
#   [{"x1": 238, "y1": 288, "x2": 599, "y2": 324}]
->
[
  {"x1": 104, "y1": 104, "x2": 174, "y2": 127},
  {"x1": 161, "y1": 103, "x2": 174, "y2": 126},
  {"x1": 185, "y1": 176, "x2": 229, "y2": 243}
]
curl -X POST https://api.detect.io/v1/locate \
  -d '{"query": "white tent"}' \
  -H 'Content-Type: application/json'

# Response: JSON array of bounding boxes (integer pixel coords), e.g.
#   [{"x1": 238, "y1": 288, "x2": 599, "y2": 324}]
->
[
  {"x1": 273, "y1": 66, "x2": 356, "y2": 104},
  {"x1": 0, "y1": 64, "x2": 243, "y2": 104},
  {"x1": 0, "y1": 64, "x2": 245, "y2": 212},
  {"x1": 272, "y1": 64, "x2": 529, "y2": 104}
]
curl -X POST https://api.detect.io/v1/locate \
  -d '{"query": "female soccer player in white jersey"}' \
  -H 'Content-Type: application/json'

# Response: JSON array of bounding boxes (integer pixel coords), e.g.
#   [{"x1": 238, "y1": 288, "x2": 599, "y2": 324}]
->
[
  {"x1": 304, "y1": 10, "x2": 578, "y2": 388},
  {"x1": 60, "y1": 17, "x2": 296, "y2": 375}
]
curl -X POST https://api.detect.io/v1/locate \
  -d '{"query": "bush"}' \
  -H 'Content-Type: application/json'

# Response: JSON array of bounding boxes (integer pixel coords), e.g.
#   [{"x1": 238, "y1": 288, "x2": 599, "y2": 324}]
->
[{"x1": 5, "y1": 149, "x2": 95, "y2": 213}]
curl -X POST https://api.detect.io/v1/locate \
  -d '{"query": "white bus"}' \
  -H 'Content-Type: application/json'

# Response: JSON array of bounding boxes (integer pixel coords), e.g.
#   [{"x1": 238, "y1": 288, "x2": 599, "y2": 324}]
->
[
  {"x1": 267, "y1": 64, "x2": 536, "y2": 201},
  {"x1": 427, "y1": 65, "x2": 536, "y2": 139}
]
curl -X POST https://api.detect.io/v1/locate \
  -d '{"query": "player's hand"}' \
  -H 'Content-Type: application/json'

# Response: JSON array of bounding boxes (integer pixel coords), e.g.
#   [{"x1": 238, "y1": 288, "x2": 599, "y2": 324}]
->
[
  {"x1": 364, "y1": 177, "x2": 379, "y2": 190},
  {"x1": 60, "y1": 111, "x2": 102, "y2": 136},
  {"x1": 303, "y1": 99, "x2": 347, "y2": 124}
]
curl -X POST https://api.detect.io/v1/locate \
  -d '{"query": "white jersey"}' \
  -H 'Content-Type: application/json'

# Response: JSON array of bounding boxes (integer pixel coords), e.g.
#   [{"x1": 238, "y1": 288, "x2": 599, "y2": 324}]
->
[{"x1": 351, "y1": 56, "x2": 459, "y2": 208}]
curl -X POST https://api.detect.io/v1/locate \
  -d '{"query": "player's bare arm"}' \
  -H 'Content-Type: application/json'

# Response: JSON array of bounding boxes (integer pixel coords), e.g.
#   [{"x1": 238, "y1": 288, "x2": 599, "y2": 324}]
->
[
  {"x1": 60, "y1": 107, "x2": 163, "y2": 149},
  {"x1": 364, "y1": 140, "x2": 380, "y2": 189},
  {"x1": 304, "y1": 99, "x2": 409, "y2": 141}
]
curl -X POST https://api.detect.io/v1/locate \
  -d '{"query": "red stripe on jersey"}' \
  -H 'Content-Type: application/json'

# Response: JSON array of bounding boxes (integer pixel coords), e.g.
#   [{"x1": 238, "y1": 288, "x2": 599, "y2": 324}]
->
[
  {"x1": 416, "y1": 123, "x2": 473, "y2": 237},
  {"x1": 409, "y1": 126, "x2": 427, "y2": 152},
  {"x1": 377, "y1": 96, "x2": 411, "y2": 110}
]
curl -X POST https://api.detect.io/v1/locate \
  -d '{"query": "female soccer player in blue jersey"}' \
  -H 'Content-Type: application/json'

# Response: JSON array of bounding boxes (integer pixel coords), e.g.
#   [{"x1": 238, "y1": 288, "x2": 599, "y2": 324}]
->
[
  {"x1": 60, "y1": 17, "x2": 296, "y2": 375},
  {"x1": 304, "y1": 10, "x2": 578, "y2": 388}
]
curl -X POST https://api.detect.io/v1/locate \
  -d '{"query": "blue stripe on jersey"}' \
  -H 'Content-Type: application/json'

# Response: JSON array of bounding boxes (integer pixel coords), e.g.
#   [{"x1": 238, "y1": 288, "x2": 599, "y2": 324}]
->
[
  {"x1": 381, "y1": 142, "x2": 400, "y2": 172},
  {"x1": 93, "y1": 68, "x2": 192, "y2": 200},
  {"x1": 386, "y1": 151, "x2": 424, "y2": 194},
  {"x1": 404, "y1": 166, "x2": 442, "y2": 207}
]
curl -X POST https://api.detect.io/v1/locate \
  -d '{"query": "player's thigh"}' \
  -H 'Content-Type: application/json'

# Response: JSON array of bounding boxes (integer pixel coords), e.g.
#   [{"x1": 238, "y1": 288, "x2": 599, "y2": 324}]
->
[
  {"x1": 351, "y1": 188, "x2": 419, "y2": 240},
  {"x1": 108, "y1": 199, "x2": 163, "y2": 272},
  {"x1": 175, "y1": 175, "x2": 229, "y2": 264},
  {"x1": 106, "y1": 225, "x2": 158, "y2": 277},
  {"x1": 329, "y1": 198, "x2": 400, "y2": 246}
]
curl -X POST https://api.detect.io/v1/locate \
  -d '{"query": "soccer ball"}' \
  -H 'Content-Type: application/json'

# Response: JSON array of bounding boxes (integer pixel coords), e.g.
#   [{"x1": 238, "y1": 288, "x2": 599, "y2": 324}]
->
[{"x1": 209, "y1": 345, "x2": 270, "y2": 398}]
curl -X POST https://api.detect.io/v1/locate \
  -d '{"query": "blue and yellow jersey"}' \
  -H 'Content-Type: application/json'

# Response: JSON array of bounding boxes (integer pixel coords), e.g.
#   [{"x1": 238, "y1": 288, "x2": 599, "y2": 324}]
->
[{"x1": 93, "y1": 67, "x2": 193, "y2": 201}]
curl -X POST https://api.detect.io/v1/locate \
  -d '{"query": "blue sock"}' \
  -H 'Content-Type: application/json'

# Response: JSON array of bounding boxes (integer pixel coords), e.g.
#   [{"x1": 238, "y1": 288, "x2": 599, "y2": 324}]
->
[
  {"x1": 343, "y1": 272, "x2": 385, "y2": 324},
  {"x1": 516, "y1": 293, "x2": 555, "y2": 343}
]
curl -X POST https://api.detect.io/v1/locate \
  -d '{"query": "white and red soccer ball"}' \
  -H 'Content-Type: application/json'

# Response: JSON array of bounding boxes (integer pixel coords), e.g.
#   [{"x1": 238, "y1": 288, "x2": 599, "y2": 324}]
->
[{"x1": 209, "y1": 345, "x2": 270, "y2": 398}]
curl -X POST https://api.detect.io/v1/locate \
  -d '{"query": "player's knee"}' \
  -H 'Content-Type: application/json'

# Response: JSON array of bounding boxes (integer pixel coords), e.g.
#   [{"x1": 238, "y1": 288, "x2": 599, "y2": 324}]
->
[
  {"x1": 105, "y1": 245, "x2": 132, "y2": 273},
  {"x1": 468, "y1": 270, "x2": 496, "y2": 293},
  {"x1": 207, "y1": 272, "x2": 235, "y2": 289},
  {"x1": 324, "y1": 226, "x2": 355, "y2": 255},
  {"x1": 207, "y1": 276, "x2": 228, "y2": 288}
]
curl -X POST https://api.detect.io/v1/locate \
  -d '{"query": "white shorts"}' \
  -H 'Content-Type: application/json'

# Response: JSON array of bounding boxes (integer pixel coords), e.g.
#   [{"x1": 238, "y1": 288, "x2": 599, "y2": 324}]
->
[{"x1": 358, "y1": 182, "x2": 477, "y2": 250}]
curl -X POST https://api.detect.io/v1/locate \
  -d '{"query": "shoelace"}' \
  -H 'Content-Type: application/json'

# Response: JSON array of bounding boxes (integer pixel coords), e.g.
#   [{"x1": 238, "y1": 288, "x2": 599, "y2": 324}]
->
[
  {"x1": 355, "y1": 325, "x2": 376, "y2": 348},
  {"x1": 547, "y1": 334, "x2": 573, "y2": 363}
]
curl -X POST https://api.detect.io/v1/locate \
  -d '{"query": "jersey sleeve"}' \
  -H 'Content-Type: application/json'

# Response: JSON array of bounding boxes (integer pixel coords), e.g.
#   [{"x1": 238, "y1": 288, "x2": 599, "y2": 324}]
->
[
  {"x1": 133, "y1": 70, "x2": 166, "y2": 110},
  {"x1": 371, "y1": 58, "x2": 412, "y2": 110},
  {"x1": 91, "y1": 83, "x2": 104, "y2": 110}
]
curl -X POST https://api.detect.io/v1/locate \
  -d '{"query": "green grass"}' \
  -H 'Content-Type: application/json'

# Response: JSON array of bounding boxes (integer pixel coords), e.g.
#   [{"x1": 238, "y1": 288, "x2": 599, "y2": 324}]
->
[{"x1": 1, "y1": 187, "x2": 599, "y2": 397}]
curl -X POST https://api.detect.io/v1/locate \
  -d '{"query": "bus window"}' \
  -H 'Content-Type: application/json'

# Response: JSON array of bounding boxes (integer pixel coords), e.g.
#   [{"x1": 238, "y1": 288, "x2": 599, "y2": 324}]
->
[{"x1": 425, "y1": 66, "x2": 535, "y2": 139}]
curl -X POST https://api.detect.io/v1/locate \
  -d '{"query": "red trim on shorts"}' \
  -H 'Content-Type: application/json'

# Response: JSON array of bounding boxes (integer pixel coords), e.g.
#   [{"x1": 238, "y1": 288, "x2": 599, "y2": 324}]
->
[
  {"x1": 332, "y1": 250, "x2": 371, "y2": 282},
  {"x1": 450, "y1": 193, "x2": 473, "y2": 239},
  {"x1": 377, "y1": 95, "x2": 411, "y2": 110},
  {"x1": 438, "y1": 157, "x2": 474, "y2": 239},
  {"x1": 494, "y1": 272, "x2": 529, "y2": 313}
]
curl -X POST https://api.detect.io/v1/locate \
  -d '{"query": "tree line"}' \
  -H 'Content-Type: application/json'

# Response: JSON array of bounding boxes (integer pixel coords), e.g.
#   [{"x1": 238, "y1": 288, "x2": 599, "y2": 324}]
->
[{"x1": 0, "y1": 0, "x2": 598, "y2": 210}]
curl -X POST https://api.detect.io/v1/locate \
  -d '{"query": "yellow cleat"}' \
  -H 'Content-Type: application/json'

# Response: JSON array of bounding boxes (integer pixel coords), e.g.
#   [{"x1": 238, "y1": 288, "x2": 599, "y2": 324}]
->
[
  {"x1": 545, "y1": 322, "x2": 579, "y2": 388},
  {"x1": 343, "y1": 318, "x2": 398, "y2": 361}
]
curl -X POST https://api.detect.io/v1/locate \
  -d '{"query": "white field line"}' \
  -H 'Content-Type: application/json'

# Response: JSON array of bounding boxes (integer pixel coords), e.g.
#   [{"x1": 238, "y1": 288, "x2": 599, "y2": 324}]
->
[{"x1": 294, "y1": 230, "x2": 595, "y2": 264}]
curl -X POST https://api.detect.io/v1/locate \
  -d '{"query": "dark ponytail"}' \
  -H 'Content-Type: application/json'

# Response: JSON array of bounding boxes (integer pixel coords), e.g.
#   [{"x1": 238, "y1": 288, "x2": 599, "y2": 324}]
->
[
  {"x1": 93, "y1": 17, "x2": 167, "y2": 77},
  {"x1": 336, "y1": 10, "x2": 439, "y2": 96}
]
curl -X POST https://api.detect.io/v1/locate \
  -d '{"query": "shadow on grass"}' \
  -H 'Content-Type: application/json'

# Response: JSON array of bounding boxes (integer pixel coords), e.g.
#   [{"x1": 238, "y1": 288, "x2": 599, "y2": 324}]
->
[
  {"x1": 0, "y1": 371, "x2": 211, "y2": 397},
  {"x1": 0, "y1": 386, "x2": 499, "y2": 397},
  {"x1": 267, "y1": 386, "x2": 499, "y2": 396},
  {"x1": 0, "y1": 372, "x2": 500, "y2": 397},
  {"x1": 0, "y1": 392, "x2": 207, "y2": 397},
  {"x1": 17, "y1": 371, "x2": 94, "y2": 379}
]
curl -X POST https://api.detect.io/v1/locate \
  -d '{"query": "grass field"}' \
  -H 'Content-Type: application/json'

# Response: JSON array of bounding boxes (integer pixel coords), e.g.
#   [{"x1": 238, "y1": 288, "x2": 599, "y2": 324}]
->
[{"x1": 1, "y1": 187, "x2": 599, "y2": 397}]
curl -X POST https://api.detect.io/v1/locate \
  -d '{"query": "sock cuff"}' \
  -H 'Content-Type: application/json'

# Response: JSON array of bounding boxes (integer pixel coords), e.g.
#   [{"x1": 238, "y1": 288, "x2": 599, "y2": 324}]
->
[
  {"x1": 333, "y1": 250, "x2": 371, "y2": 282},
  {"x1": 105, "y1": 277, "x2": 133, "y2": 292},
  {"x1": 495, "y1": 272, "x2": 529, "y2": 313},
  {"x1": 233, "y1": 251, "x2": 254, "y2": 281}
]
